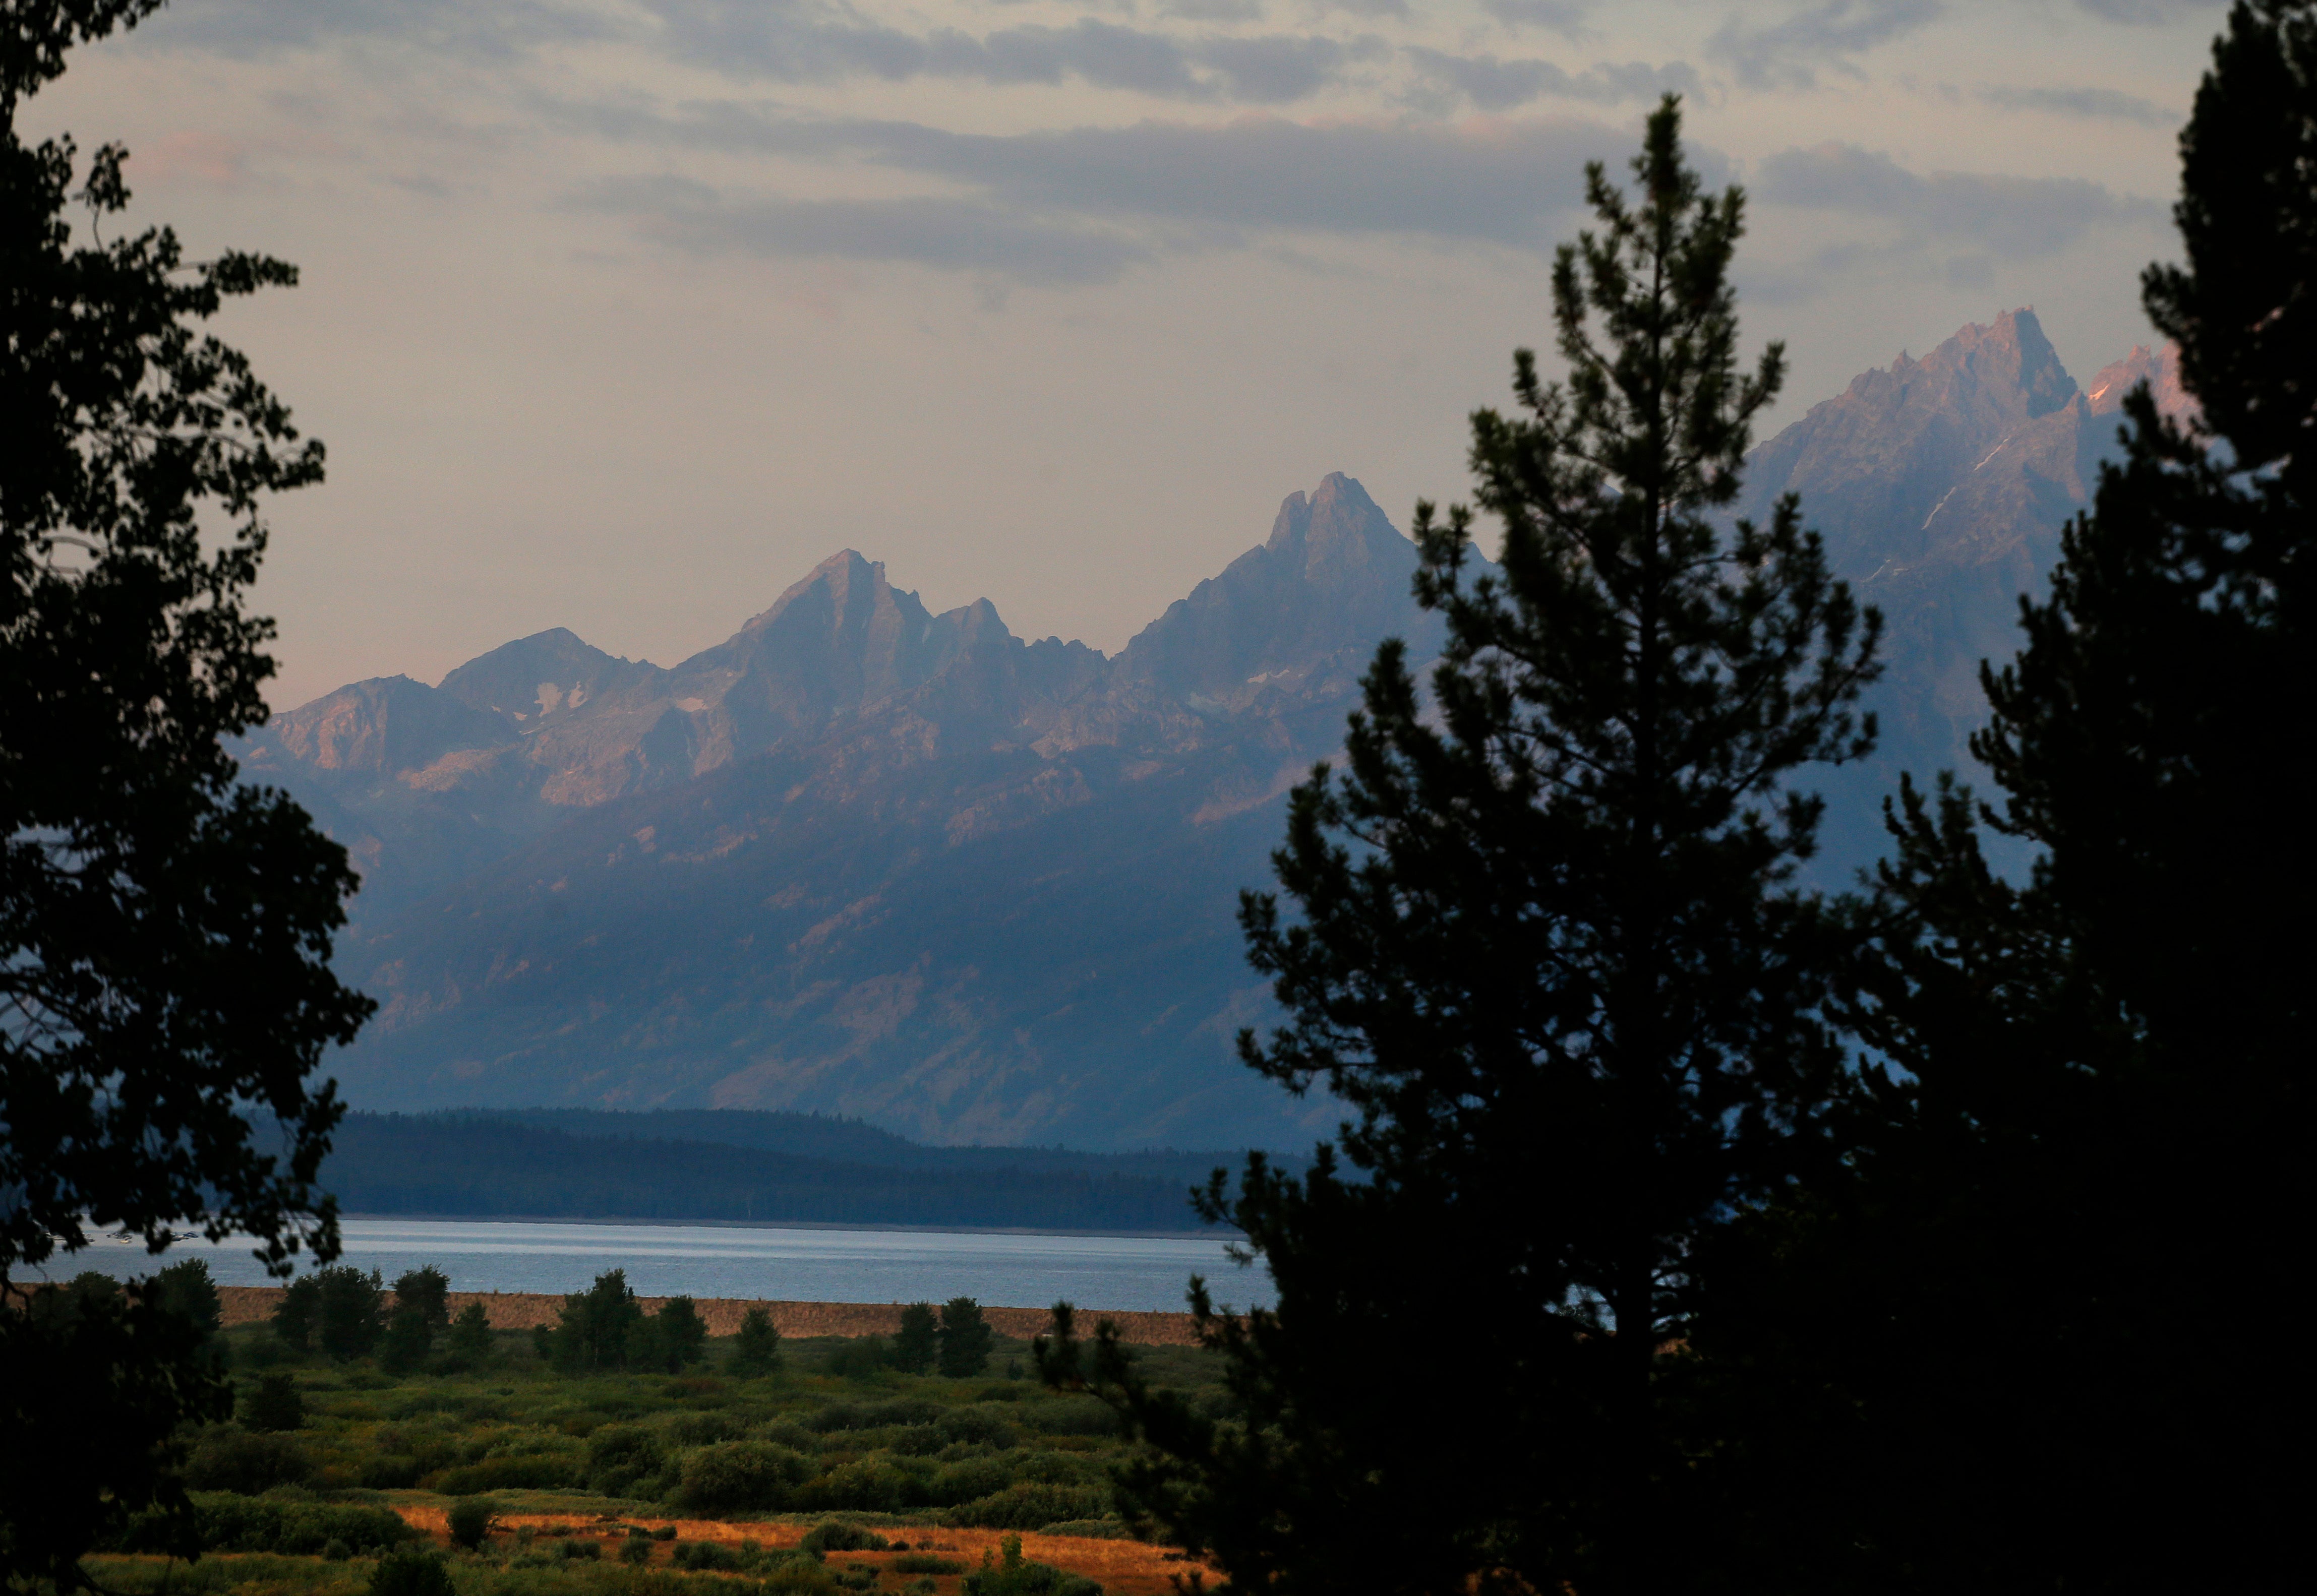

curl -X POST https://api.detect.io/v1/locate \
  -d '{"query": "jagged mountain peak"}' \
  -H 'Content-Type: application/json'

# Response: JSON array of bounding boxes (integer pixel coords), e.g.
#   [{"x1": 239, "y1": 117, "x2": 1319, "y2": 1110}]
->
[
  {"x1": 2085, "y1": 341, "x2": 2197, "y2": 424},
  {"x1": 717, "y1": 549, "x2": 927, "y2": 648},
  {"x1": 1931, "y1": 306, "x2": 2074, "y2": 417},
  {"x1": 1828, "y1": 308, "x2": 2077, "y2": 429},
  {"x1": 265, "y1": 673, "x2": 515, "y2": 775},
  {"x1": 1265, "y1": 471, "x2": 1408, "y2": 581},
  {"x1": 1117, "y1": 473, "x2": 1425, "y2": 704},
  {"x1": 438, "y1": 627, "x2": 654, "y2": 723},
  {"x1": 1742, "y1": 307, "x2": 2098, "y2": 574}
]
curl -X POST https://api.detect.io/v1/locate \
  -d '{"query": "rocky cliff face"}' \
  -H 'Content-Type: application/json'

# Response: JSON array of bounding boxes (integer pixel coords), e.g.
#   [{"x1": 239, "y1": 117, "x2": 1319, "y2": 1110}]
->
[
  {"x1": 1736, "y1": 308, "x2": 2166, "y2": 865},
  {"x1": 257, "y1": 323, "x2": 2178, "y2": 1146}
]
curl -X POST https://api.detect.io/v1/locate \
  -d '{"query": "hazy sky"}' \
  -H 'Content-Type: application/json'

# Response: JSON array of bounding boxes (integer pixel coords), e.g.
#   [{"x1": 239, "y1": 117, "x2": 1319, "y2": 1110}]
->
[{"x1": 27, "y1": 0, "x2": 2224, "y2": 707}]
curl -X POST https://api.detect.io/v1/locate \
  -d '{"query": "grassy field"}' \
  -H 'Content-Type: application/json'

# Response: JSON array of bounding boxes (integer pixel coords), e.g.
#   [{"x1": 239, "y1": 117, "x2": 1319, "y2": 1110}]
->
[{"x1": 91, "y1": 1316, "x2": 1225, "y2": 1596}]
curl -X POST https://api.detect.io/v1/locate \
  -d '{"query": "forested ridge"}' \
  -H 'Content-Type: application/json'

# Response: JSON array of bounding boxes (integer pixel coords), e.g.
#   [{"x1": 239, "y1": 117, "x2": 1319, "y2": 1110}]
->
[{"x1": 321, "y1": 1114, "x2": 1229, "y2": 1232}]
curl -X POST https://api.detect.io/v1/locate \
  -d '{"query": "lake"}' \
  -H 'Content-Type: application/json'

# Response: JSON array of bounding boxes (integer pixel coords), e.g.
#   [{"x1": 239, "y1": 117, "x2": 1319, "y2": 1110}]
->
[{"x1": 51, "y1": 1216, "x2": 1274, "y2": 1314}]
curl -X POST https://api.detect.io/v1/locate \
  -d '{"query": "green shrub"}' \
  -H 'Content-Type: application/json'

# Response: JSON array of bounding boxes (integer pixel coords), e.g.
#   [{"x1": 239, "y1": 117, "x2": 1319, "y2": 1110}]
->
[
  {"x1": 672, "y1": 1541, "x2": 745, "y2": 1571},
  {"x1": 822, "y1": 1337, "x2": 892, "y2": 1379},
  {"x1": 370, "y1": 1548, "x2": 455, "y2": 1596},
  {"x1": 799, "y1": 1522, "x2": 890, "y2": 1558},
  {"x1": 1018, "y1": 1399, "x2": 1118, "y2": 1438},
  {"x1": 761, "y1": 1562, "x2": 840, "y2": 1596},
  {"x1": 323, "y1": 1540, "x2": 353, "y2": 1562},
  {"x1": 446, "y1": 1497, "x2": 497, "y2": 1552},
  {"x1": 650, "y1": 1525, "x2": 678, "y2": 1542},
  {"x1": 663, "y1": 1412, "x2": 738, "y2": 1447},
  {"x1": 809, "y1": 1399, "x2": 941, "y2": 1434},
  {"x1": 949, "y1": 1485, "x2": 1111, "y2": 1531},
  {"x1": 360, "y1": 1456, "x2": 424, "y2": 1490},
  {"x1": 586, "y1": 1425, "x2": 667, "y2": 1495},
  {"x1": 674, "y1": 1440, "x2": 813, "y2": 1513},
  {"x1": 241, "y1": 1372, "x2": 305, "y2": 1432},
  {"x1": 1012, "y1": 1452, "x2": 1099, "y2": 1487},
  {"x1": 936, "y1": 1407, "x2": 1017, "y2": 1449},
  {"x1": 126, "y1": 1496, "x2": 416, "y2": 1556},
  {"x1": 555, "y1": 1538, "x2": 602, "y2": 1561},
  {"x1": 431, "y1": 1453, "x2": 581, "y2": 1495},
  {"x1": 929, "y1": 1457, "x2": 1017, "y2": 1507},
  {"x1": 797, "y1": 1459, "x2": 921, "y2": 1514},
  {"x1": 962, "y1": 1534, "x2": 1100, "y2": 1596},
  {"x1": 182, "y1": 1427, "x2": 312, "y2": 1494},
  {"x1": 235, "y1": 1331, "x2": 299, "y2": 1370},
  {"x1": 894, "y1": 1555, "x2": 968, "y2": 1575},
  {"x1": 621, "y1": 1538, "x2": 653, "y2": 1565}
]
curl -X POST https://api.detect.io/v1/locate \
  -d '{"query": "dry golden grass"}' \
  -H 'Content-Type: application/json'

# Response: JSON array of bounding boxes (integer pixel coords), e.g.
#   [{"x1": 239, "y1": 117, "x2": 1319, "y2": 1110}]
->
[
  {"x1": 388, "y1": 1507, "x2": 1213, "y2": 1596},
  {"x1": 214, "y1": 1288, "x2": 1203, "y2": 1347}
]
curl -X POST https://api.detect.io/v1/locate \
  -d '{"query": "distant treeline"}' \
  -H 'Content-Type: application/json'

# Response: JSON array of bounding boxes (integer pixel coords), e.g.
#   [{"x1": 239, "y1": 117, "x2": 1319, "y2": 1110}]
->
[
  {"x1": 321, "y1": 1112, "x2": 1240, "y2": 1231},
  {"x1": 484, "y1": 1107, "x2": 1303, "y2": 1185}
]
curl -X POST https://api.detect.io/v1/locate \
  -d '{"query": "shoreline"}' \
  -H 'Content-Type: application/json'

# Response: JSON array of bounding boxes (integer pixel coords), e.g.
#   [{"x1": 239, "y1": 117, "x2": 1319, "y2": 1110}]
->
[
  {"x1": 215, "y1": 1285, "x2": 1209, "y2": 1346},
  {"x1": 335, "y1": 1211, "x2": 1235, "y2": 1242}
]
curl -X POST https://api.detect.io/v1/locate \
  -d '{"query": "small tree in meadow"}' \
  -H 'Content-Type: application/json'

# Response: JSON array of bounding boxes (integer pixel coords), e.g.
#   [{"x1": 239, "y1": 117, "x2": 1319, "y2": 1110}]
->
[
  {"x1": 729, "y1": 1308, "x2": 782, "y2": 1377},
  {"x1": 152, "y1": 1259, "x2": 222, "y2": 1342},
  {"x1": 647, "y1": 1297, "x2": 708, "y2": 1374},
  {"x1": 938, "y1": 1299, "x2": 994, "y2": 1378},
  {"x1": 538, "y1": 1270, "x2": 645, "y2": 1374},
  {"x1": 893, "y1": 1303, "x2": 939, "y2": 1375},
  {"x1": 441, "y1": 1302, "x2": 494, "y2": 1371},
  {"x1": 445, "y1": 1498, "x2": 496, "y2": 1553},
  {"x1": 314, "y1": 1267, "x2": 384, "y2": 1362},
  {"x1": 392, "y1": 1266, "x2": 451, "y2": 1332},
  {"x1": 377, "y1": 1303, "x2": 433, "y2": 1375},
  {"x1": 272, "y1": 1275, "x2": 319, "y2": 1353}
]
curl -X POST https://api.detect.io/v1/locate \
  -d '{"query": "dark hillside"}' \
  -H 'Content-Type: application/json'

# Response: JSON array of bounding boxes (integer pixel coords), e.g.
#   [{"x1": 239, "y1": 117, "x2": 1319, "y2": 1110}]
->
[
  {"x1": 322, "y1": 1113, "x2": 1222, "y2": 1232},
  {"x1": 491, "y1": 1108, "x2": 1297, "y2": 1184}
]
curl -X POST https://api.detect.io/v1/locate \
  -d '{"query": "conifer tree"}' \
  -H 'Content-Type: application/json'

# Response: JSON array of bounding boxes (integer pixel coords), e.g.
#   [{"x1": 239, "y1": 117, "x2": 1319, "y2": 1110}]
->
[
  {"x1": 1041, "y1": 97, "x2": 1878, "y2": 1596},
  {"x1": 378, "y1": 1302, "x2": 434, "y2": 1375},
  {"x1": 938, "y1": 1297, "x2": 994, "y2": 1378},
  {"x1": 894, "y1": 1302, "x2": 940, "y2": 1375},
  {"x1": 393, "y1": 1266, "x2": 452, "y2": 1332},
  {"x1": 650, "y1": 1296, "x2": 709, "y2": 1373},
  {"x1": 728, "y1": 1307, "x2": 782, "y2": 1377},
  {"x1": 537, "y1": 1270, "x2": 645, "y2": 1374},
  {"x1": 1711, "y1": 7, "x2": 2316, "y2": 1590},
  {"x1": 442, "y1": 1303, "x2": 495, "y2": 1372}
]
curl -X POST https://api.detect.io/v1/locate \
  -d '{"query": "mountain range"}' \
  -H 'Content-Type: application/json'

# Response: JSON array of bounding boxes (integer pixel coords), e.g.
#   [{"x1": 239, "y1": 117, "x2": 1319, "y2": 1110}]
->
[{"x1": 246, "y1": 309, "x2": 2185, "y2": 1150}]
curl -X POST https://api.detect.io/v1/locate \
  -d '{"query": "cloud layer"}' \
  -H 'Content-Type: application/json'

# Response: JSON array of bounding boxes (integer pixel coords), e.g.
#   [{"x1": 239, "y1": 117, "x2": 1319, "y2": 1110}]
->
[{"x1": 1753, "y1": 141, "x2": 2160, "y2": 260}]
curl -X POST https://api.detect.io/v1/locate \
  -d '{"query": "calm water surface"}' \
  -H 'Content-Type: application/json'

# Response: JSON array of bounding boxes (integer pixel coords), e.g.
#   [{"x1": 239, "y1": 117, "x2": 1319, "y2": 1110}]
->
[{"x1": 54, "y1": 1217, "x2": 1273, "y2": 1314}]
